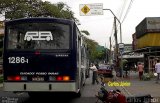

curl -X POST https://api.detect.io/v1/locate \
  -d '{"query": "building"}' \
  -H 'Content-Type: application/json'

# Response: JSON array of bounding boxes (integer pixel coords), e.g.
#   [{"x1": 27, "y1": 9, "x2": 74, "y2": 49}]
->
[
  {"x1": 134, "y1": 17, "x2": 160, "y2": 73},
  {"x1": 120, "y1": 44, "x2": 144, "y2": 71}
]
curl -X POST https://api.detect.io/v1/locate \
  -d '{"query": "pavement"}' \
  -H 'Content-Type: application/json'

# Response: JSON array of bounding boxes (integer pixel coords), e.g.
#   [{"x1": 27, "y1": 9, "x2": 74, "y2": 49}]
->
[
  {"x1": 119, "y1": 71, "x2": 160, "y2": 97},
  {"x1": 0, "y1": 74, "x2": 3, "y2": 88},
  {"x1": 98, "y1": 71, "x2": 160, "y2": 103},
  {"x1": 0, "y1": 83, "x2": 2, "y2": 88}
]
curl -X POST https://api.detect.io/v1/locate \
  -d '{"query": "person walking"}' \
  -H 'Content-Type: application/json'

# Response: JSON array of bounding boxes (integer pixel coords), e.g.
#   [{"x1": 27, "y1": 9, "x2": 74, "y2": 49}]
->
[
  {"x1": 155, "y1": 60, "x2": 160, "y2": 83},
  {"x1": 90, "y1": 64, "x2": 99, "y2": 85},
  {"x1": 137, "y1": 62, "x2": 144, "y2": 80}
]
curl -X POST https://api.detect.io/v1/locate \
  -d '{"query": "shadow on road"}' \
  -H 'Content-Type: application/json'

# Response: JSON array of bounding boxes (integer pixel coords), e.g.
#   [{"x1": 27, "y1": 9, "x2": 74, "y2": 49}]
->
[{"x1": 23, "y1": 93, "x2": 79, "y2": 103}]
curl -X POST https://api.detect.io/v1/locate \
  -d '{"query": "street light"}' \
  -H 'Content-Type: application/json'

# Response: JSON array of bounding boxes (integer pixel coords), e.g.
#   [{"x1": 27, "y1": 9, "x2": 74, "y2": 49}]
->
[
  {"x1": 103, "y1": 9, "x2": 122, "y2": 43},
  {"x1": 103, "y1": 9, "x2": 123, "y2": 78}
]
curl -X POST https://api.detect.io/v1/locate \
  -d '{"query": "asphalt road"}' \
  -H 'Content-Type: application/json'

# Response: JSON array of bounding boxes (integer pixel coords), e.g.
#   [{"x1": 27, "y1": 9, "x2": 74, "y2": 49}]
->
[
  {"x1": 0, "y1": 71, "x2": 159, "y2": 103},
  {"x1": 0, "y1": 72, "x2": 102, "y2": 103}
]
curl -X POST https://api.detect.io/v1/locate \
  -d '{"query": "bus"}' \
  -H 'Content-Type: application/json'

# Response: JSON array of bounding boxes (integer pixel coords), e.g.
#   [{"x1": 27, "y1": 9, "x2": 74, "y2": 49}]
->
[{"x1": 3, "y1": 17, "x2": 90, "y2": 97}]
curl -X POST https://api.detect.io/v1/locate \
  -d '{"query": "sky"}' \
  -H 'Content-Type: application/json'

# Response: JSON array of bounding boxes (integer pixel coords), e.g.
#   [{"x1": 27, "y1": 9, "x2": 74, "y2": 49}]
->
[{"x1": 39, "y1": 0, "x2": 160, "y2": 48}]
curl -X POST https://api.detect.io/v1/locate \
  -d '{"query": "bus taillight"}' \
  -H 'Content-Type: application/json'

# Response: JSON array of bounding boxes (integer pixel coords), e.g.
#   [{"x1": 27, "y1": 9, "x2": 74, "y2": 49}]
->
[
  {"x1": 15, "y1": 76, "x2": 21, "y2": 81},
  {"x1": 7, "y1": 76, "x2": 14, "y2": 81},
  {"x1": 56, "y1": 76, "x2": 70, "y2": 81},
  {"x1": 7, "y1": 76, "x2": 27, "y2": 81},
  {"x1": 57, "y1": 76, "x2": 63, "y2": 81},
  {"x1": 7, "y1": 76, "x2": 21, "y2": 81},
  {"x1": 63, "y1": 76, "x2": 70, "y2": 81}
]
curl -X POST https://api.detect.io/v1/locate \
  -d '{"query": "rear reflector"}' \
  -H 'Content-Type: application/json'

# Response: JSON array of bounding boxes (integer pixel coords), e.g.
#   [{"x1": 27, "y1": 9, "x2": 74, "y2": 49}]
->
[{"x1": 49, "y1": 76, "x2": 56, "y2": 81}]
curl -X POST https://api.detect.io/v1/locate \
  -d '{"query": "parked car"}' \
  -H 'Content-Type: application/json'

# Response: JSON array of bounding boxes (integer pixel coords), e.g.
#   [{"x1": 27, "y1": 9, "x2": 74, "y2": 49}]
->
[{"x1": 97, "y1": 65, "x2": 113, "y2": 78}]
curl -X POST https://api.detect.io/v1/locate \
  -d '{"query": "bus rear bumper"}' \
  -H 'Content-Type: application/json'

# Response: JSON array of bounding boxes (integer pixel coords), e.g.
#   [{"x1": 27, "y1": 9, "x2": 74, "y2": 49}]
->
[{"x1": 3, "y1": 82, "x2": 77, "y2": 92}]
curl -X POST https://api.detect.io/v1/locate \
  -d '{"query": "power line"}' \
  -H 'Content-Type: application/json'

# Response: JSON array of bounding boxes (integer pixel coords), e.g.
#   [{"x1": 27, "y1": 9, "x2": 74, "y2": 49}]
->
[
  {"x1": 108, "y1": 0, "x2": 129, "y2": 49},
  {"x1": 121, "y1": 0, "x2": 135, "y2": 24},
  {"x1": 110, "y1": 0, "x2": 134, "y2": 45},
  {"x1": 118, "y1": 0, "x2": 128, "y2": 21}
]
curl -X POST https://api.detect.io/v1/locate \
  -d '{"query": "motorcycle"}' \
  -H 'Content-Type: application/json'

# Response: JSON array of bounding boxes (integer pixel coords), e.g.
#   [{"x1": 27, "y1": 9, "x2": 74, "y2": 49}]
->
[
  {"x1": 95, "y1": 82, "x2": 152, "y2": 103},
  {"x1": 95, "y1": 82, "x2": 108, "y2": 103}
]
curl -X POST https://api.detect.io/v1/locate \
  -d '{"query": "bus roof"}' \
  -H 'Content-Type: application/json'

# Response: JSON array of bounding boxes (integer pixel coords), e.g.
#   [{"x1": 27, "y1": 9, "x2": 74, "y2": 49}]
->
[{"x1": 5, "y1": 17, "x2": 75, "y2": 25}]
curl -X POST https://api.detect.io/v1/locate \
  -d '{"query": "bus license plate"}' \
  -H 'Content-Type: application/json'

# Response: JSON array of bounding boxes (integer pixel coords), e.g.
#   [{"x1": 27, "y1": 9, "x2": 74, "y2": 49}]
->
[{"x1": 32, "y1": 77, "x2": 44, "y2": 81}]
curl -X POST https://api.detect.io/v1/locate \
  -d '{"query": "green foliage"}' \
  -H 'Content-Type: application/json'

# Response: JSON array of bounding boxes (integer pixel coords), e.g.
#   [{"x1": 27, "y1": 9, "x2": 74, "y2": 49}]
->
[
  {"x1": 84, "y1": 37, "x2": 107, "y2": 62},
  {"x1": 0, "y1": 76, "x2": 3, "y2": 83},
  {"x1": 85, "y1": 38, "x2": 98, "y2": 61},
  {"x1": 0, "y1": 0, "x2": 78, "y2": 21},
  {"x1": 81, "y1": 30, "x2": 90, "y2": 35},
  {"x1": 148, "y1": 72, "x2": 155, "y2": 78},
  {"x1": 122, "y1": 59, "x2": 128, "y2": 71},
  {"x1": 0, "y1": 0, "x2": 107, "y2": 62},
  {"x1": 142, "y1": 73, "x2": 151, "y2": 81}
]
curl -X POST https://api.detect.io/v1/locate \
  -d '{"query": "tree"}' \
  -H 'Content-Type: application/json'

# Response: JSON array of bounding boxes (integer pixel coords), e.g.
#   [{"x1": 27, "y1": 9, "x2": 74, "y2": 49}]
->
[
  {"x1": 0, "y1": 0, "x2": 78, "y2": 21},
  {"x1": 81, "y1": 30, "x2": 90, "y2": 35},
  {"x1": 82, "y1": 31, "x2": 108, "y2": 62}
]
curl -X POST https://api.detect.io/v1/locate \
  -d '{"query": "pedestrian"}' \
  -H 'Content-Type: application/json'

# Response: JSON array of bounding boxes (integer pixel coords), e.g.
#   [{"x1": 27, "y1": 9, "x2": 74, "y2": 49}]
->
[
  {"x1": 155, "y1": 60, "x2": 160, "y2": 83},
  {"x1": 137, "y1": 62, "x2": 144, "y2": 80},
  {"x1": 95, "y1": 63, "x2": 99, "y2": 69},
  {"x1": 90, "y1": 64, "x2": 99, "y2": 85}
]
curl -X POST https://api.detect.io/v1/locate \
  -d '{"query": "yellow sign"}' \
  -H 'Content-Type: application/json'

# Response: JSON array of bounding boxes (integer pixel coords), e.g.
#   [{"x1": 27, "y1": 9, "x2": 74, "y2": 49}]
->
[
  {"x1": 80, "y1": 4, "x2": 103, "y2": 16},
  {"x1": 81, "y1": 5, "x2": 90, "y2": 15}
]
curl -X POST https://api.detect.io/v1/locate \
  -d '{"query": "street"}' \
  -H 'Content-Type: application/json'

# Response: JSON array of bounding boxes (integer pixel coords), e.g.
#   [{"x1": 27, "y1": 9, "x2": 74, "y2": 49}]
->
[
  {"x1": 1, "y1": 1, "x2": 160, "y2": 103},
  {"x1": 0, "y1": 71, "x2": 160, "y2": 103},
  {"x1": 0, "y1": 71, "x2": 105, "y2": 103}
]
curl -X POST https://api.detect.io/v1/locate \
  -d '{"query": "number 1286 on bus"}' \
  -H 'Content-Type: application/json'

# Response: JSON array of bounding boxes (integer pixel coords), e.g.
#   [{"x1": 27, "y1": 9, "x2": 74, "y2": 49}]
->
[{"x1": 8, "y1": 57, "x2": 29, "y2": 64}]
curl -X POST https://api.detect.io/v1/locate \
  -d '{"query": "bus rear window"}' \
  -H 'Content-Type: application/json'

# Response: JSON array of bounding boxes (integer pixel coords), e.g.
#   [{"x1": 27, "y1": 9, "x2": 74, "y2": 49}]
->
[{"x1": 7, "y1": 22, "x2": 70, "y2": 49}]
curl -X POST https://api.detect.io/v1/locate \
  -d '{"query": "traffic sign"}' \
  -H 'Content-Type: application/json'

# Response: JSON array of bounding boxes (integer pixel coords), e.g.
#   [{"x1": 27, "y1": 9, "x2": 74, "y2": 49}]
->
[
  {"x1": 79, "y1": 3, "x2": 103, "y2": 16},
  {"x1": 119, "y1": 43, "x2": 124, "y2": 49},
  {"x1": 81, "y1": 5, "x2": 90, "y2": 15}
]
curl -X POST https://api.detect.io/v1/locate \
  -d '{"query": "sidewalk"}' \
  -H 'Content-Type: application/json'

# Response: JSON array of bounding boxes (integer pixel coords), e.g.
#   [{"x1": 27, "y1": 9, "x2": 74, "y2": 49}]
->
[
  {"x1": 0, "y1": 74, "x2": 3, "y2": 88},
  {"x1": 116, "y1": 71, "x2": 160, "y2": 97}
]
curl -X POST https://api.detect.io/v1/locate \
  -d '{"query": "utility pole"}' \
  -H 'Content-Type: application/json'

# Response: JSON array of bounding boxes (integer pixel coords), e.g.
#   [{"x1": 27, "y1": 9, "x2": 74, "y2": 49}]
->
[
  {"x1": 105, "y1": 43, "x2": 107, "y2": 64},
  {"x1": 103, "y1": 9, "x2": 122, "y2": 43},
  {"x1": 114, "y1": 17, "x2": 118, "y2": 54},
  {"x1": 103, "y1": 8, "x2": 123, "y2": 78},
  {"x1": 109, "y1": 36, "x2": 112, "y2": 64},
  {"x1": 114, "y1": 17, "x2": 120, "y2": 76}
]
